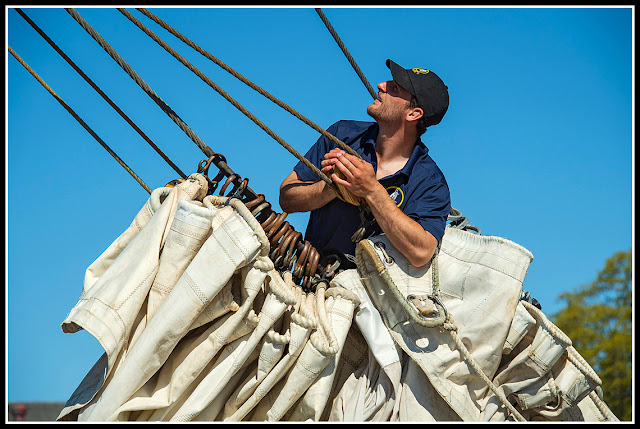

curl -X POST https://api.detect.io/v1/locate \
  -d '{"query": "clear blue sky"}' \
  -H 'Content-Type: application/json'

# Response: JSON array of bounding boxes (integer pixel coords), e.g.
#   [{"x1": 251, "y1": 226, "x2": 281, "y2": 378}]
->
[{"x1": 6, "y1": 6, "x2": 633, "y2": 403}]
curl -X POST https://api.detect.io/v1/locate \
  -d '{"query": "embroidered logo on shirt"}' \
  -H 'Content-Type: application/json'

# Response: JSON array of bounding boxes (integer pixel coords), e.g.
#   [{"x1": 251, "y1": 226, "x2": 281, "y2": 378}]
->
[
  {"x1": 412, "y1": 68, "x2": 430, "y2": 75},
  {"x1": 386, "y1": 186, "x2": 404, "y2": 207}
]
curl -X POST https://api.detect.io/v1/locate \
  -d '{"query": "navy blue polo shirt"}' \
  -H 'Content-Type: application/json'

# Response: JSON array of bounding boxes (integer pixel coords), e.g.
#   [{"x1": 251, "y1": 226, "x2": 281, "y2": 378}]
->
[{"x1": 293, "y1": 120, "x2": 451, "y2": 257}]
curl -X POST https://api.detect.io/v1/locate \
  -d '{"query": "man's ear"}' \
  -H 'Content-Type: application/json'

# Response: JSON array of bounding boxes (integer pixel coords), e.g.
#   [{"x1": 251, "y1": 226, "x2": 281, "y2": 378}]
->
[{"x1": 406, "y1": 106, "x2": 424, "y2": 123}]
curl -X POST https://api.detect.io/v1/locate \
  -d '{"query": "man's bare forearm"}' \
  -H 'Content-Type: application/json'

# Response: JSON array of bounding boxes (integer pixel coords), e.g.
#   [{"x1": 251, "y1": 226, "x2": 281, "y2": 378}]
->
[
  {"x1": 279, "y1": 172, "x2": 338, "y2": 213},
  {"x1": 364, "y1": 183, "x2": 437, "y2": 267}
]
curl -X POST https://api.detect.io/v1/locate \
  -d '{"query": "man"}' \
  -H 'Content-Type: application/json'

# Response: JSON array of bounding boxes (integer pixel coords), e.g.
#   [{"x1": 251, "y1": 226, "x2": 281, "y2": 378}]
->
[{"x1": 279, "y1": 59, "x2": 451, "y2": 268}]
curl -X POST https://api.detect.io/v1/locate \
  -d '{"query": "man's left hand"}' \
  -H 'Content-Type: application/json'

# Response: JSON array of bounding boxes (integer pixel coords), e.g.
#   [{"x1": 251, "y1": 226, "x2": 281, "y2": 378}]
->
[{"x1": 330, "y1": 152, "x2": 382, "y2": 199}]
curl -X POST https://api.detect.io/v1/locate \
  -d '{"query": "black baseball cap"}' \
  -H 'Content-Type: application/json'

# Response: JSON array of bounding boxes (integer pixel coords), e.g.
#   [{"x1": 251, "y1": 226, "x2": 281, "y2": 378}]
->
[{"x1": 386, "y1": 59, "x2": 449, "y2": 127}]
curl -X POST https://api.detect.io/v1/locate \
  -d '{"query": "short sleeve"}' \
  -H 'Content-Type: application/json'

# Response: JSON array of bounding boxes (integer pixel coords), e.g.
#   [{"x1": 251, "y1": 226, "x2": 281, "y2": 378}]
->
[{"x1": 403, "y1": 177, "x2": 451, "y2": 244}]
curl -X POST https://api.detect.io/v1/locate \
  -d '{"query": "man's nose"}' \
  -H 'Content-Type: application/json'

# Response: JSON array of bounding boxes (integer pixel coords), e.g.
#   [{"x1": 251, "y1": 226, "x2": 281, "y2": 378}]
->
[{"x1": 377, "y1": 81, "x2": 386, "y2": 92}]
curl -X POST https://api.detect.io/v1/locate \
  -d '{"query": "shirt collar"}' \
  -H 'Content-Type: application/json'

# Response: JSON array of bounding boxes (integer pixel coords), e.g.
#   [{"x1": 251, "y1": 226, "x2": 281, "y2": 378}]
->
[
  {"x1": 398, "y1": 138, "x2": 428, "y2": 178},
  {"x1": 362, "y1": 124, "x2": 429, "y2": 179}
]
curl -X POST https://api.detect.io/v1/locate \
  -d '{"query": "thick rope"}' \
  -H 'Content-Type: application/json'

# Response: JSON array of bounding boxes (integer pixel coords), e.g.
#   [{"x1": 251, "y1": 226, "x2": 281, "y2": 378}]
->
[
  {"x1": 113, "y1": 8, "x2": 335, "y2": 189},
  {"x1": 315, "y1": 8, "x2": 378, "y2": 101},
  {"x1": 16, "y1": 8, "x2": 187, "y2": 180},
  {"x1": 65, "y1": 7, "x2": 308, "y2": 208},
  {"x1": 9, "y1": 45, "x2": 152, "y2": 194},
  {"x1": 588, "y1": 390, "x2": 617, "y2": 421},
  {"x1": 136, "y1": 7, "x2": 361, "y2": 161}
]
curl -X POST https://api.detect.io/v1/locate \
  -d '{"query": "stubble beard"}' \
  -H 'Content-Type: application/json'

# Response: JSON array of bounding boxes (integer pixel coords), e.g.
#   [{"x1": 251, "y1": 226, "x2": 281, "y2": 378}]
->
[{"x1": 367, "y1": 102, "x2": 403, "y2": 128}]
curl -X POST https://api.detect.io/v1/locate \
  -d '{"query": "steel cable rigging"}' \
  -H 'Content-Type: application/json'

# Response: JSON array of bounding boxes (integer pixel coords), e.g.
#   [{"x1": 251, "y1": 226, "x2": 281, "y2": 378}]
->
[
  {"x1": 8, "y1": 44, "x2": 153, "y2": 194},
  {"x1": 15, "y1": 8, "x2": 187, "y2": 181}
]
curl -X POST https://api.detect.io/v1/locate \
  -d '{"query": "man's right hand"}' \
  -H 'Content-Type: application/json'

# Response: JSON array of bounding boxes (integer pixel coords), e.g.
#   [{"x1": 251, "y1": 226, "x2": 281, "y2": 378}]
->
[{"x1": 320, "y1": 148, "x2": 347, "y2": 174}]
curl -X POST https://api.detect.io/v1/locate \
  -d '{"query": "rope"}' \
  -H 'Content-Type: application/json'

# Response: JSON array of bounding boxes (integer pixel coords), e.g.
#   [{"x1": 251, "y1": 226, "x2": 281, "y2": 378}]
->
[
  {"x1": 113, "y1": 7, "x2": 335, "y2": 189},
  {"x1": 357, "y1": 239, "x2": 524, "y2": 420},
  {"x1": 64, "y1": 8, "x2": 341, "y2": 288},
  {"x1": 442, "y1": 315, "x2": 527, "y2": 422},
  {"x1": 315, "y1": 8, "x2": 378, "y2": 101},
  {"x1": 65, "y1": 7, "x2": 290, "y2": 207},
  {"x1": 135, "y1": 7, "x2": 361, "y2": 161},
  {"x1": 588, "y1": 390, "x2": 617, "y2": 421},
  {"x1": 15, "y1": 8, "x2": 187, "y2": 180},
  {"x1": 8, "y1": 45, "x2": 152, "y2": 195},
  {"x1": 65, "y1": 8, "x2": 215, "y2": 159},
  {"x1": 428, "y1": 247, "x2": 524, "y2": 420},
  {"x1": 447, "y1": 207, "x2": 481, "y2": 234}
]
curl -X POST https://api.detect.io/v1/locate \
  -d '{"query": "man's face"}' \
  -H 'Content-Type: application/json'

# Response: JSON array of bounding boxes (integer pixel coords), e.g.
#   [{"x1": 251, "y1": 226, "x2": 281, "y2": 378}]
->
[{"x1": 366, "y1": 80, "x2": 413, "y2": 125}]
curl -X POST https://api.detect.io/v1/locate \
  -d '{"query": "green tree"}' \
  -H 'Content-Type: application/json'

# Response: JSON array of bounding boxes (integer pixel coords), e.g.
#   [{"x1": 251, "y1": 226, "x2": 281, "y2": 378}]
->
[{"x1": 551, "y1": 249, "x2": 632, "y2": 421}]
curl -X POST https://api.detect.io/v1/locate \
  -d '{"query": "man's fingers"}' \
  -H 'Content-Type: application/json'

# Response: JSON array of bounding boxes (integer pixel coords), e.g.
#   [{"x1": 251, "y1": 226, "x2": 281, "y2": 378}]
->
[
  {"x1": 336, "y1": 153, "x2": 362, "y2": 175},
  {"x1": 334, "y1": 158, "x2": 355, "y2": 180},
  {"x1": 324, "y1": 149, "x2": 345, "y2": 160},
  {"x1": 320, "y1": 158, "x2": 336, "y2": 169},
  {"x1": 331, "y1": 172, "x2": 350, "y2": 188},
  {"x1": 321, "y1": 163, "x2": 336, "y2": 173}
]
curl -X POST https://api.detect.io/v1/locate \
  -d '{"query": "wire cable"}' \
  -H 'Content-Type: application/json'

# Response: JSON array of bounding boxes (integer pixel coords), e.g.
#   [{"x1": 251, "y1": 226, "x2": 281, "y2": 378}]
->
[
  {"x1": 9, "y1": 45, "x2": 152, "y2": 194},
  {"x1": 15, "y1": 8, "x2": 187, "y2": 180},
  {"x1": 136, "y1": 7, "x2": 362, "y2": 160}
]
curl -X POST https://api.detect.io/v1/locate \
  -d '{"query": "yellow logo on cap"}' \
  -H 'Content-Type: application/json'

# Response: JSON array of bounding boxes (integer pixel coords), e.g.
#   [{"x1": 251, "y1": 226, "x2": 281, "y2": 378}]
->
[
  {"x1": 412, "y1": 68, "x2": 430, "y2": 74},
  {"x1": 386, "y1": 186, "x2": 404, "y2": 207}
]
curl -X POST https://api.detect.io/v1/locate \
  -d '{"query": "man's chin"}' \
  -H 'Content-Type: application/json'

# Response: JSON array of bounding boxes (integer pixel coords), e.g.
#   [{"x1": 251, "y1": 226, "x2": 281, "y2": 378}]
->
[{"x1": 366, "y1": 104, "x2": 379, "y2": 120}]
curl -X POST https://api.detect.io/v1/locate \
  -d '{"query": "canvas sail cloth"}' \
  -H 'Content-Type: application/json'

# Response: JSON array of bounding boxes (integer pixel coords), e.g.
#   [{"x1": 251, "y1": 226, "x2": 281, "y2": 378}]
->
[
  {"x1": 332, "y1": 229, "x2": 618, "y2": 422},
  {"x1": 56, "y1": 178, "x2": 360, "y2": 422},
  {"x1": 57, "y1": 175, "x2": 272, "y2": 420},
  {"x1": 57, "y1": 177, "x2": 617, "y2": 421}
]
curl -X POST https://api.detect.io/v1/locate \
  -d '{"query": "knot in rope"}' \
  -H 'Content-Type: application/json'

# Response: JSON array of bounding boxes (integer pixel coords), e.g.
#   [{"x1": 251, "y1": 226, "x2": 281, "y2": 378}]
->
[{"x1": 442, "y1": 314, "x2": 458, "y2": 332}]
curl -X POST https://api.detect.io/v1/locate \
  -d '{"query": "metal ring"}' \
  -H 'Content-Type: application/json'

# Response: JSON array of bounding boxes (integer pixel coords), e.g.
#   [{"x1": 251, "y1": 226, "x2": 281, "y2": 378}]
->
[
  {"x1": 374, "y1": 241, "x2": 395, "y2": 265},
  {"x1": 197, "y1": 155, "x2": 216, "y2": 175},
  {"x1": 225, "y1": 177, "x2": 248, "y2": 200},
  {"x1": 283, "y1": 231, "x2": 302, "y2": 269},
  {"x1": 406, "y1": 293, "x2": 447, "y2": 327},
  {"x1": 266, "y1": 212, "x2": 288, "y2": 239},
  {"x1": 260, "y1": 211, "x2": 278, "y2": 231},
  {"x1": 218, "y1": 174, "x2": 238, "y2": 196},
  {"x1": 293, "y1": 241, "x2": 311, "y2": 277},
  {"x1": 305, "y1": 248, "x2": 320, "y2": 278},
  {"x1": 270, "y1": 221, "x2": 290, "y2": 247},
  {"x1": 277, "y1": 229, "x2": 298, "y2": 258},
  {"x1": 245, "y1": 193, "x2": 265, "y2": 210},
  {"x1": 251, "y1": 201, "x2": 271, "y2": 217}
]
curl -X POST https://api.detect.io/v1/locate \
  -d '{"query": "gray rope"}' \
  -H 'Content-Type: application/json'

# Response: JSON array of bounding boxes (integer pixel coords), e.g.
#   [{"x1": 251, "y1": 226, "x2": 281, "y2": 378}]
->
[
  {"x1": 114, "y1": 7, "x2": 334, "y2": 188},
  {"x1": 16, "y1": 8, "x2": 187, "y2": 180},
  {"x1": 66, "y1": 8, "x2": 272, "y2": 204},
  {"x1": 9, "y1": 45, "x2": 152, "y2": 195},
  {"x1": 136, "y1": 7, "x2": 361, "y2": 160},
  {"x1": 65, "y1": 8, "x2": 215, "y2": 160},
  {"x1": 447, "y1": 207, "x2": 481, "y2": 234},
  {"x1": 315, "y1": 8, "x2": 378, "y2": 101}
]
